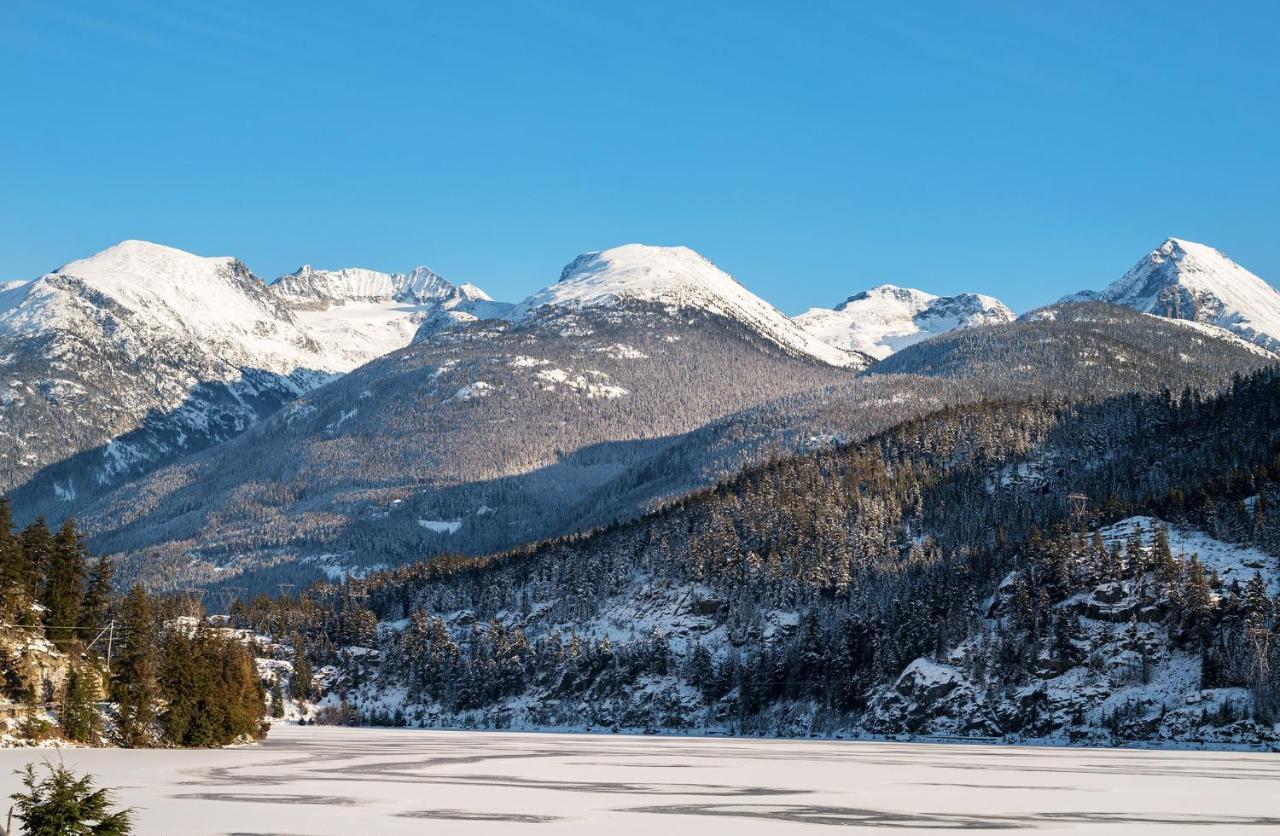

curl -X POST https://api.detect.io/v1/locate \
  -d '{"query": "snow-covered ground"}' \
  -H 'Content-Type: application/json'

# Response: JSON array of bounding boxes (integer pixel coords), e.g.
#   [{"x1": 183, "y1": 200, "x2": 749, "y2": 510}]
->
[{"x1": 2, "y1": 726, "x2": 1277, "y2": 834}]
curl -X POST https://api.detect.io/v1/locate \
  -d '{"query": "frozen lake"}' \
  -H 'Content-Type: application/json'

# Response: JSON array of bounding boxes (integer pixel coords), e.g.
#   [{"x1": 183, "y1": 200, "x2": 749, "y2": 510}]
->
[{"x1": 1, "y1": 726, "x2": 1277, "y2": 834}]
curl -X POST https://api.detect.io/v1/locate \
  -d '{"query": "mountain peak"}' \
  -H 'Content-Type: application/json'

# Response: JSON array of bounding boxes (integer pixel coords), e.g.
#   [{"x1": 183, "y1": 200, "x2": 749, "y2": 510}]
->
[
  {"x1": 509, "y1": 244, "x2": 861, "y2": 367},
  {"x1": 797, "y1": 284, "x2": 1013, "y2": 360},
  {"x1": 550, "y1": 244, "x2": 722, "y2": 292},
  {"x1": 1062, "y1": 238, "x2": 1280, "y2": 351},
  {"x1": 837, "y1": 284, "x2": 935, "y2": 311},
  {"x1": 56, "y1": 239, "x2": 240, "y2": 285}
]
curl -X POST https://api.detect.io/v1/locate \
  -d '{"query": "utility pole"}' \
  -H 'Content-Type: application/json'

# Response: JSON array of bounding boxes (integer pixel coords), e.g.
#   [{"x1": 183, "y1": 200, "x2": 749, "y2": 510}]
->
[
  {"x1": 217, "y1": 585, "x2": 245, "y2": 616},
  {"x1": 1067, "y1": 493, "x2": 1089, "y2": 526},
  {"x1": 87, "y1": 619, "x2": 117, "y2": 666}
]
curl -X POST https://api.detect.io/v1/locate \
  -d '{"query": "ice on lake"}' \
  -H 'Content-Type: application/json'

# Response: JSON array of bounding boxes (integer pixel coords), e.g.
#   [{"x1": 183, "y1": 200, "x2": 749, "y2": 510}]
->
[{"x1": 1, "y1": 726, "x2": 1277, "y2": 834}]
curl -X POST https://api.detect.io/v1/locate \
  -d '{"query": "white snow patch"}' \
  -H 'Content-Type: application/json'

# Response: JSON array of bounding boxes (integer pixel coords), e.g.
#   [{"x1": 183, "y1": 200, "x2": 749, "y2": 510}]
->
[{"x1": 418, "y1": 519, "x2": 462, "y2": 534}]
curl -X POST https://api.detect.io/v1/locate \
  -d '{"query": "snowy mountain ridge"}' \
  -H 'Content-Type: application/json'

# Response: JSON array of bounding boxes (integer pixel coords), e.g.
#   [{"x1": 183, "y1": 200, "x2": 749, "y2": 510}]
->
[
  {"x1": 1, "y1": 239, "x2": 329, "y2": 375},
  {"x1": 269, "y1": 262, "x2": 512, "y2": 367},
  {"x1": 507, "y1": 244, "x2": 865, "y2": 368},
  {"x1": 1063, "y1": 237, "x2": 1280, "y2": 351},
  {"x1": 271, "y1": 263, "x2": 456, "y2": 306},
  {"x1": 795, "y1": 284, "x2": 1014, "y2": 360},
  {"x1": 0, "y1": 239, "x2": 511, "y2": 498}
]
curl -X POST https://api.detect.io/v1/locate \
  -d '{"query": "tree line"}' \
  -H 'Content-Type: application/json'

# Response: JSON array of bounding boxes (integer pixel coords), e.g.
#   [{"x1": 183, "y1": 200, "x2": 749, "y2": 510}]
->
[{"x1": 0, "y1": 503, "x2": 266, "y2": 747}]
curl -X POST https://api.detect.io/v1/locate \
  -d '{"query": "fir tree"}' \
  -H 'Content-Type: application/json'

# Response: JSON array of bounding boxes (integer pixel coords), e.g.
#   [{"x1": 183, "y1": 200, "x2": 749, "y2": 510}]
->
[
  {"x1": 112, "y1": 586, "x2": 159, "y2": 748},
  {"x1": 10, "y1": 762, "x2": 133, "y2": 835},
  {"x1": 59, "y1": 662, "x2": 100, "y2": 744},
  {"x1": 0, "y1": 497, "x2": 28, "y2": 618},
  {"x1": 43, "y1": 520, "x2": 87, "y2": 649},
  {"x1": 270, "y1": 679, "x2": 285, "y2": 719},
  {"x1": 18, "y1": 517, "x2": 53, "y2": 604},
  {"x1": 80, "y1": 557, "x2": 115, "y2": 644},
  {"x1": 289, "y1": 643, "x2": 313, "y2": 702}
]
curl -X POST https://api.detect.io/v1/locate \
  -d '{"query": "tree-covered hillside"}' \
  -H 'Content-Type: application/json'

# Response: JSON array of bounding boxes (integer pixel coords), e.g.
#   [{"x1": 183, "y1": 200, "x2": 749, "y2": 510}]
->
[{"x1": 234, "y1": 367, "x2": 1280, "y2": 744}]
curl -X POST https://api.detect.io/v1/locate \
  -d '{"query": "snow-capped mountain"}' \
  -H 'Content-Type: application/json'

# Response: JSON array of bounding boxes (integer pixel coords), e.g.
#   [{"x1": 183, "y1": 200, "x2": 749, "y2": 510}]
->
[
  {"x1": 0, "y1": 240, "x2": 506, "y2": 501},
  {"x1": 2, "y1": 240, "x2": 325, "y2": 373},
  {"x1": 1062, "y1": 237, "x2": 1280, "y2": 351},
  {"x1": 795, "y1": 285, "x2": 1014, "y2": 360},
  {"x1": 0, "y1": 240, "x2": 331, "y2": 494},
  {"x1": 69, "y1": 245, "x2": 875, "y2": 588},
  {"x1": 509, "y1": 244, "x2": 866, "y2": 368},
  {"x1": 270, "y1": 264, "x2": 511, "y2": 368}
]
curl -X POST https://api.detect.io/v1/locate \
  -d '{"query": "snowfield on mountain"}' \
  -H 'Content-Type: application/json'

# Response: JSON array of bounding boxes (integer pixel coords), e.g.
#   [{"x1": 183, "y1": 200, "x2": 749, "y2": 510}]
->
[{"x1": 794, "y1": 284, "x2": 1014, "y2": 359}]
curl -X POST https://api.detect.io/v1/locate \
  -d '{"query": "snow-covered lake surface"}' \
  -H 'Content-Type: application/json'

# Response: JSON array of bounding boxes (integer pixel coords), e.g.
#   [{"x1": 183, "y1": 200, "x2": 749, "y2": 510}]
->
[{"x1": 2, "y1": 726, "x2": 1278, "y2": 834}]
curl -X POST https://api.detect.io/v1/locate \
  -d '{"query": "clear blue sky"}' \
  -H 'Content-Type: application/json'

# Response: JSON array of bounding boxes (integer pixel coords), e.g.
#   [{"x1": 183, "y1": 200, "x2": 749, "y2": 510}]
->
[{"x1": 2, "y1": 1, "x2": 1276, "y2": 314}]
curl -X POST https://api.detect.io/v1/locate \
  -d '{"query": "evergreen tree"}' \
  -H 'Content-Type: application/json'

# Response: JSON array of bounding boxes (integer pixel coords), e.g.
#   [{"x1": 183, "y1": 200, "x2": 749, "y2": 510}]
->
[
  {"x1": 1181, "y1": 554, "x2": 1214, "y2": 641},
  {"x1": 0, "y1": 497, "x2": 28, "y2": 618},
  {"x1": 158, "y1": 624, "x2": 265, "y2": 746},
  {"x1": 18, "y1": 517, "x2": 53, "y2": 604},
  {"x1": 59, "y1": 661, "x2": 100, "y2": 744},
  {"x1": 112, "y1": 586, "x2": 159, "y2": 748},
  {"x1": 80, "y1": 557, "x2": 115, "y2": 644},
  {"x1": 43, "y1": 520, "x2": 87, "y2": 649},
  {"x1": 270, "y1": 679, "x2": 285, "y2": 718},
  {"x1": 289, "y1": 644, "x2": 313, "y2": 702},
  {"x1": 10, "y1": 762, "x2": 133, "y2": 835}
]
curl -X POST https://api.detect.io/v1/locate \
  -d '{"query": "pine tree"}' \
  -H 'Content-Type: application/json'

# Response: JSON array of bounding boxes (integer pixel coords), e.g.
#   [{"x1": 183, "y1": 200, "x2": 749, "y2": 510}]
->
[
  {"x1": 1181, "y1": 554, "x2": 1214, "y2": 642},
  {"x1": 10, "y1": 762, "x2": 133, "y2": 835},
  {"x1": 18, "y1": 517, "x2": 54, "y2": 604},
  {"x1": 271, "y1": 679, "x2": 286, "y2": 718},
  {"x1": 0, "y1": 497, "x2": 28, "y2": 618},
  {"x1": 289, "y1": 644, "x2": 313, "y2": 702},
  {"x1": 59, "y1": 661, "x2": 100, "y2": 744},
  {"x1": 80, "y1": 556, "x2": 114, "y2": 645},
  {"x1": 43, "y1": 520, "x2": 87, "y2": 649},
  {"x1": 1244, "y1": 572, "x2": 1271, "y2": 630},
  {"x1": 112, "y1": 585, "x2": 159, "y2": 747}
]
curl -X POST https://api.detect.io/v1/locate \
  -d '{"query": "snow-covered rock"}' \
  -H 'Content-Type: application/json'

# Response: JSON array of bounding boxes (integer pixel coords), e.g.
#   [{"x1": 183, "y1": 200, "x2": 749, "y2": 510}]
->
[
  {"x1": 507, "y1": 244, "x2": 865, "y2": 368},
  {"x1": 795, "y1": 285, "x2": 1013, "y2": 360},
  {"x1": 1063, "y1": 238, "x2": 1280, "y2": 351},
  {"x1": 271, "y1": 264, "x2": 455, "y2": 306},
  {"x1": 272, "y1": 264, "x2": 510, "y2": 368},
  {"x1": 866, "y1": 517, "x2": 1280, "y2": 747}
]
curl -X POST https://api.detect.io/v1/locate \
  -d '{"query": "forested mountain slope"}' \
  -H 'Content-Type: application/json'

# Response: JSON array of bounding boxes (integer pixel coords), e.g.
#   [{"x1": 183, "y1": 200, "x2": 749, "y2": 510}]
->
[
  {"x1": 872, "y1": 302, "x2": 1274, "y2": 389},
  {"x1": 53, "y1": 296, "x2": 1273, "y2": 593},
  {"x1": 80, "y1": 297, "x2": 859, "y2": 589},
  {"x1": 252, "y1": 366, "x2": 1280, "y2": 746}
]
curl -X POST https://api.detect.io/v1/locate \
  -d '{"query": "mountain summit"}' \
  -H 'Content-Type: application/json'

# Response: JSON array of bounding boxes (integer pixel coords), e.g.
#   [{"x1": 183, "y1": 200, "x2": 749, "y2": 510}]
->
[
  {"x1": 0, "y1": 239, "x2": 508, "y2": 502},
  {"x1": 1063, "y1": 238, "x2": 1280, "y2": 351},
  {"x1": 508, "y1": 244, "x2": 864, "y2": 367},
  {"x1": 795, "y1": 284, "x2": 1013, "y2": 360}
]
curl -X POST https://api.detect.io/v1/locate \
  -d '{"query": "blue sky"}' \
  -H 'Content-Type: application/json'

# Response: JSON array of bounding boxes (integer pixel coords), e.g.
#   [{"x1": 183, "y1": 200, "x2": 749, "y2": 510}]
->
[{"x1": 2, "y1": 1, "x2": 1276, "y2": 314}]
